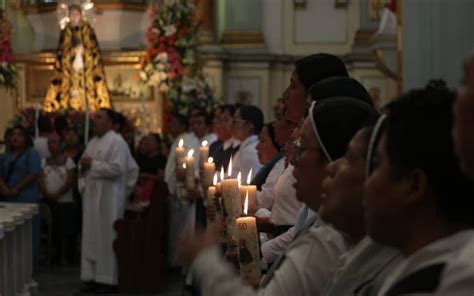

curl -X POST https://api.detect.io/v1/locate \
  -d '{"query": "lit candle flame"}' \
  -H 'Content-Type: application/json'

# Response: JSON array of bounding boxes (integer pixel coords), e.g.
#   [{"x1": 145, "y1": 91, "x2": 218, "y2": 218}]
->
[
  {"x1": 187, "y1": 149, "x2": 194, "y2": 158},
  {"x1": 237, "y1": 172, "x2": 241, "y2": 188},
  {"x1": 247, "y1": 168, "x2": 253, "y2": 185},
  {"x1": 182, "y1": 163, "x2": 186, "y2": 169},
  {"x1": 228, "y1": 156, "x2": 233, "y2": 178},
  {"x1": 208, "y1": 157, "x2": 214, "y2": 163},
  {"x1": 213, "y1": 173, "x2": 218, "y2": 186},
  {"x1": 178, "y1": 138, "x2": 184, "y2": 148},
  {"x1": 220, "y1": 167, "x2": 225, "y2": 181},
  {"x1": 243, "y1": 190, "x2": 249, "y2": 216},
  {"x1": 202, "y1": 140, "x2": 208, "y2": 147}
]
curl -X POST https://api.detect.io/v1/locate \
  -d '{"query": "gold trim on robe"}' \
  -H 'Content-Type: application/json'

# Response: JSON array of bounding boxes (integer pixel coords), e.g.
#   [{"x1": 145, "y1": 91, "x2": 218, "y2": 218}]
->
[{"x1": 44, "y1": 20, "x2": 111, "y2": 112}]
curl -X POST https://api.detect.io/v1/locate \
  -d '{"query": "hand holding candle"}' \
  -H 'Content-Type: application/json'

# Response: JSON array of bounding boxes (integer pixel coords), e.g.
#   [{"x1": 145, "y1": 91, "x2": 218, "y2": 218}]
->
[{"x1": 236, "y1": 192, "x2": 261, "y2": 282}]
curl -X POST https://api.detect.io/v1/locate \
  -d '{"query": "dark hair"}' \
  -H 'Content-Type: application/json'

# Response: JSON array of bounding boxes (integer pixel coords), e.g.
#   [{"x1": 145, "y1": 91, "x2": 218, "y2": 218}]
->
[
  {"x1": 174, "y1": 113, "x2": 189, "y2": 130},
  {"x1": 37, "y1": 115, "x2": 53, "y2": 133},
  {"x1": 54, "y1": 115, "x2": 68, "y2": 135},
  {"x1": 100, "y1": 108, "x2": 116, "y2": 122},
  {"x1": 265, "y1": 122, "x2": 282, "y2": 151},
  {"x1": 148, "y1": 133, "x2": 162, "y2": 146},
  {"x1": 309, "y1": 77, "x2": 374, "y2": 107},
  {"x1": 383, "y1": 79, "x2": 474, "y2": 226},
  {"x1": 11, "y1": 125, "x2": 33, "y2": 148},
  {"x1": 113, "y1": 111, "x2": 126, "y2": 133},
  {"x1": 239, "y1": 105, "x2": 264, "y2": 135},
  {"x1": 294, "y1": 53, "x2": 349, "y2": 91},
  {"x1": 221, "y1": 104, "x2": 236, "y2": 117},
  {"x1": 193, "y1": 109, "x2": 212, "y2": 126}
]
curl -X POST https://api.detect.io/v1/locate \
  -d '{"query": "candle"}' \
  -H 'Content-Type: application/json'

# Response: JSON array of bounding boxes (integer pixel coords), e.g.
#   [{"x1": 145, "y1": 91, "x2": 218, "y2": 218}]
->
[
  {"x1": 175, "y1": 138, "x2": 185, "y2": 168},
  {"x1": 185, "y1": 149, "x2": 195, "y2": 189},
  {"x1": 200, "y1": 140, "x2": 209, "y2": 169},
  {"x1": 177, "y1": 163, "x2": 188, "y2": 205},
  {"x1": 239, "y1": 168, "x2": 258, "y2": 215},
  {"x1": 236, "y1": 192, "x2": 261, "y2": 281},
  {"x1": 221, "y1": 158, "x2": 242, "y2": 247},
  {"x1": 202, "y1": 157, "x2": 216, "y2": 188}
]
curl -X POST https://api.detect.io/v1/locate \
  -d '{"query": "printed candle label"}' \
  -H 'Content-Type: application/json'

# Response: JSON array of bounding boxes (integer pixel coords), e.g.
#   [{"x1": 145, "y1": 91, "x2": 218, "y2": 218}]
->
[
  {"x1": 221, "y1": 179, "x2": 241, "y2": 247},
  {"x1": 236, "y1": 217, "x2": 261, "y2": 280}
]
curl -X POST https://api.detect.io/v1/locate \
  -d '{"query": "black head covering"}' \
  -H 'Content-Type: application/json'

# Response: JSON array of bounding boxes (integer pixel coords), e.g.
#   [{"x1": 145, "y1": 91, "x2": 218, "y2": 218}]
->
[
  {"x1": 239, "y1": 105, "x2": 264, "y2": 135},
  {"x1": 309, "y1": 97, "x2": 379, "y2": 161},
  {"x1": 295, "y1": 53, "x2": 349, "y2": 90},
  {"x1": 266, "y1": 122, "x2": 282, "y2": 152},
  {"x1": 309, "y1": 76, "x2": 374, "y2": 107}
]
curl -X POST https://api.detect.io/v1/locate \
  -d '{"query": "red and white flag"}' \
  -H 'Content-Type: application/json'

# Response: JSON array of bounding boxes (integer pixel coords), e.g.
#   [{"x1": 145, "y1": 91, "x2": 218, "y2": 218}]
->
[{"x1": 375, "y1": 0, "x2": 397, "y2": 36}]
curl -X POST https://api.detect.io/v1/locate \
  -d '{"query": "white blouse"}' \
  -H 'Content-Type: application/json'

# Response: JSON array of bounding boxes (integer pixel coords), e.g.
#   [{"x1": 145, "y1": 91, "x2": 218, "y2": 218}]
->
[
  {"x1": 41, "y1": 157, "x2": 76, "y2": 203},
  {"x1": 270, "y1": 164, "x2": 302, "y2": 226}
]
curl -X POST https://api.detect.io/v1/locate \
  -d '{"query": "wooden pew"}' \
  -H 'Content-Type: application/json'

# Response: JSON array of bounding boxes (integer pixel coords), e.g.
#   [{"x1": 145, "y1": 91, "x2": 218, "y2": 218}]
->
[{"x1": 113, "y1": 180, "x2": 168, "y2": 293}]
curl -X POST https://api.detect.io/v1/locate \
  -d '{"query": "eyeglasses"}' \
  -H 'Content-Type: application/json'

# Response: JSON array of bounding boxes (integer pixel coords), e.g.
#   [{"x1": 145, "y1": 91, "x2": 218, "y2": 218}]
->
[
  {"x1": 233, "y1": 118, "x2": 247, "y2": 125},
  {"x1": 291, "y1": 139, "x2": 322, "y2": 164}
]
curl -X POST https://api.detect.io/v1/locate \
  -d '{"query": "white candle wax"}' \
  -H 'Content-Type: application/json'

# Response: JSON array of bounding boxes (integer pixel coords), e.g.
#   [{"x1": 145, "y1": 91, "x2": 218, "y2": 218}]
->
[
  {"x1": 202, "y1": 161, "x2": 215, "y2": 188},
  {"x1": 199, "y1": 140, "x2": 209, "y2": 169},
  {"x1": 221, "y1": 178, "x2": 241, "y2": 247},
  {"x1": 175, "y1": 139, "x2": 185, "y2": 168},
  {"x1": 236, "y1": 215, "x2": 261, "y2": 281},
  {"x1": 185, "y1": 152, "x2": 195, "y2": 190}
]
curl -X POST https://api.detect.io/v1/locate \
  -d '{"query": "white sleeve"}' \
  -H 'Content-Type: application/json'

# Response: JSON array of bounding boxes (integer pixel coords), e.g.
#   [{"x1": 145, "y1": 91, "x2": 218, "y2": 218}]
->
[
  {"x1": 90, "y1": 140, "x2": 126, "y2": 179},
  {"x1": 192, "y1": 246, "x2": 257, "y2": 296},
  {"x1": 261, "y1": 227, "x2": 296, "y2": 263},
  {"x1": 263, "y1": 225, "x2": 347, "y2": 295},
  {"x1": 65, "y1": 158, "x2": 76, "y2": 170}
]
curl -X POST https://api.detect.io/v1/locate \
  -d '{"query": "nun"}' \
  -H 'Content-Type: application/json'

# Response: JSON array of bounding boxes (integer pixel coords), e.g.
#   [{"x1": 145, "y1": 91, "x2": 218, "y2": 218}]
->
[{"x1": 179, "y1": 97, "x2": 379, "y2": 296}]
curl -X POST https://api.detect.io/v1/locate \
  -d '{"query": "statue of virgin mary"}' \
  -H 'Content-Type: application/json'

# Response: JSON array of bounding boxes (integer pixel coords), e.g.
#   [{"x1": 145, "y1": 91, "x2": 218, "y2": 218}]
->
[{"x1": 44, "y1": 4, "x2": 111, "y2": 112}]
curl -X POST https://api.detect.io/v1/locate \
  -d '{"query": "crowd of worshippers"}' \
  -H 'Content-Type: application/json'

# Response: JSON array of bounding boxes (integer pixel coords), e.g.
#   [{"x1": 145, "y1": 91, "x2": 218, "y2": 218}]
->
[
  {"x1": 176, "y1": 53, "x2": 474, "y2": 296},
  {"x1": 1, "y1": 52, "x2": 474, "y2": 295}
]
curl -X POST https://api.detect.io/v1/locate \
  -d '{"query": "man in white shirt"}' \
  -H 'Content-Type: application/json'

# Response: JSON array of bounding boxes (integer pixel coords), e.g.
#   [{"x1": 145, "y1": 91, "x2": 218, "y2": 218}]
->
[
  {"x1": 231, "y1": 105, "x2": 263, "y2": 180},
  {"x1": 79, "y1": 109, "x2": 138, "y2": 293}
]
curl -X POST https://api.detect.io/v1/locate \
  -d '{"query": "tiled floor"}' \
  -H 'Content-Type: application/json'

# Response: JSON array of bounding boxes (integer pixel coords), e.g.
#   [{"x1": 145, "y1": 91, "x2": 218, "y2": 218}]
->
[{"x1": 35, "y1": 265, "x2": 185, "y2": 296}]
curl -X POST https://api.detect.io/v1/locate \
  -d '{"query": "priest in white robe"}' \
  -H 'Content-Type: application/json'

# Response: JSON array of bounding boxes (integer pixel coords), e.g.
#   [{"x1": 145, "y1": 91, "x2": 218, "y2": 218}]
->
[{"x1": 80, "y1": 108, "x2": 138, "y2": 290}]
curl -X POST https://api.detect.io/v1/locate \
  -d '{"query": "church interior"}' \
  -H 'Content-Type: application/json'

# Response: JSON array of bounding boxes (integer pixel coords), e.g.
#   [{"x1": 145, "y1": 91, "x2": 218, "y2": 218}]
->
[{"x1": 1, "y1": 0, "x2": 474, "y2": 295}]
